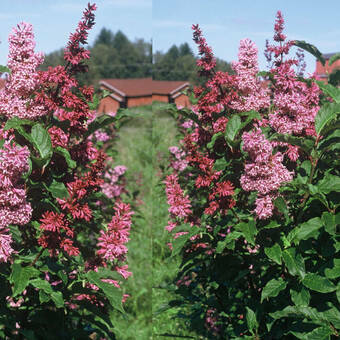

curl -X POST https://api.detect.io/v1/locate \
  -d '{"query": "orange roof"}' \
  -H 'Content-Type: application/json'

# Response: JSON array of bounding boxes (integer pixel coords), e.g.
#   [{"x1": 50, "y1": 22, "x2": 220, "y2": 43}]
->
[{"x1": 99, "y1": 78, "x2": 189, "y2": 97}]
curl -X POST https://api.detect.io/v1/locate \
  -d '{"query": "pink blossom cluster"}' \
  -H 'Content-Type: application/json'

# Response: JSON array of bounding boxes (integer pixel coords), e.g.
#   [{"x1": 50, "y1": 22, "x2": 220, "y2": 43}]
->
[
  {"x1": 169, "y1": 146, "x2": 188, "y2": 172},
  {"x1": 269, "y1": 63, "x2": 320, "y2": 136},
  {"x1": 0, "y1": 141, "x2": 32, "y2": 262},
  {"x1": 230, "y1": 39, "x2": 270, "y2": 112},
  {"x1": 265, "y1": 11, "x2": 320, "y2": 137},
  {"x1": 0, "y1": 23, "x2": 46, "y2": 119},
  {"x1": 240, "y1": 128, "x2": 293, "y2": 219},
  {"x1": 164, "y1": 173, "x2": 192, "y2": 219},
  {"x1": 101, "y1": 165, "x2": 127, "y2": 199},
  {"x1": 97, "y1": 202, "x2": 133, "y2": 262}
]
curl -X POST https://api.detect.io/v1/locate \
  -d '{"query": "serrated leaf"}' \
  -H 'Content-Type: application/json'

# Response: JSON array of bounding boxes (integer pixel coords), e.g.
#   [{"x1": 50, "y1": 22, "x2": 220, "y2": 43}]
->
[
  {"x1": 315, "y1": 102, "x2": 340, "y2": 136},
  {"x1": 31, "y1": 123, "x2": 53, "y2": 165},
  {"x1": 225, "y1": 115, "x2": 241, "y2": 142},
  {"x1": 54, "y1": 146, "x2": 76, "y2": 169},
  {"x1": 290, "y1": 286, "x2": 310, "y2": 307},
  {"x1": 47, "y1": 179, "x2": 69, "y2": 199},
  {"x1": 302, "y1": 273, "x2": 336, "y2": 293},
  {"x1": 245, "y1": 307, "x2": 258, "y2": 333},
  {"x1": 282, "y1": 248, "x2": 305, "y2": 278},
  {"x1": 264, "y1": 243, "x2": 282, "y2": 264},
  {"x1": 235, "y1": 220, "x2": 257, "y2": 245},
  {"x1": 261, "y1": 277, "x2": 287, "y2": 302},
  {"x1": 39, "y1": 290, "x2": 51, "y2": 304},
  {"x1": 10, "y1": 263, "x2": 39, "y2": 296},
  {"x1": 293, "y1": 40, "x2": 325, "y2": 66}
]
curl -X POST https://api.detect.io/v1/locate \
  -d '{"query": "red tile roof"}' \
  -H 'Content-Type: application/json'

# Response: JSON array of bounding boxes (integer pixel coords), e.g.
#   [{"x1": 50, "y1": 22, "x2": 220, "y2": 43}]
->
[{"x1": 99, "y1": 78, "x2": 189, "y2": 97}]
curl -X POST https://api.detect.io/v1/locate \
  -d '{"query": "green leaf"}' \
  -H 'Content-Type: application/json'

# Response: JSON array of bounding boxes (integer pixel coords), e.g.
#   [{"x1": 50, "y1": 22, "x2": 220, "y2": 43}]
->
[
  {"x1": 264, "y1": 243, "x2": 282, "y2": 265},
  {"x1": 207, "y1": 132, "x2": 223, "y2": 149},
  {"x1": 329, "y1": 53, "x2": 340, "y2": 66},
  {"x1": 88, "y1": 93, "x2": 100, "y2": 110},
  {"x1": 51, "y1": 291, "x2": 64, "y2": 308},
  {"x1": 315, "y1": 102, "x2": 340, "y2": 136},
  {"x1": 282, "y1": 248, "x2": 305, "y2": 278},
  {"x1": 86, "y1": 271, "x2": 124, "y2": 313},
  {"x1": 245, "y1": 307, "x2": 258, "y2": 334},
  {"x1": 47, "y1": 179, "x2": 69, "y2": 199},
  {"x1": 324, "y1": 259, "x2": 340, "y2": 279},
  {"x1": 316, "y1": 81, "x2": 340, "y2": 103},
  {"x1": 4, "y1": 117, "x2": 34, "y2": 130},
  {"x1": 31, "y1": 123, "x2": 53, "y2": 162},
  {"x1": 0, "y1": 65, "x2": 11, "y2": 74},
  {"x1": 301, "y1": 326, "x2": 333, "y2": 340},
  {"x1": 269, "y1": 133, "x2": 314, "y2": 154},
  {"x1": 293, "y1": 40, "x2": 325, "y2": 66},
  {"x1": 235, "y1": 219, "x2": 257, "y2": 245},
  {"x1": 290, "y1": 287, "x2": 310, "y2": 307},
  {"x1": 322, "y1": 211, "x2": 337, "y2": 235},
  {"x1": 39, "y1": 290, "x2": 51, "y2": 304},
  {"x1": 54, "y1": 146, "x2": 76, "y2": 169},
  {"x1": 85, "y1": 114, "x2": 115, "y2": 139},
  {"x1": 262, "y1": 221, "x2": 281, "y2": 229},
  {"x1": 216, "y1": 231, "x2": 242, "y2": 254},
  {"x1": 317, "y1": 173, "x2": 340, "y2": 194},
  {"x1": 261, "y1": 277, "x2": 287, "y2": 302},
  {"x1": 30, "y1": 278, "x2": 53, "y2": 294},
  {"x1": 302, "y1": 273, "x2": 336, "y2": 293},
  {"x1": 225, "y1": 115, "x2": 241, "y2": 142},
  {"x1": 10, "y1": 263, "x2": 39, "y2": 296},
  {"x1": 274, "y1": 196, "x2": 289, "y2": 222},
  {"x1": 290, "y1": 217, "x2": 322, "y2": 242}
]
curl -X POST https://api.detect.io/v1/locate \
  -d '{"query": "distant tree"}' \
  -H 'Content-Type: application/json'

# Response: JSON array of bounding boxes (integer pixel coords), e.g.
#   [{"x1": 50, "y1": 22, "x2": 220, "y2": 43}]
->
[{"x1": 93, "y1": 27, "x2": 114, "y2": 46}]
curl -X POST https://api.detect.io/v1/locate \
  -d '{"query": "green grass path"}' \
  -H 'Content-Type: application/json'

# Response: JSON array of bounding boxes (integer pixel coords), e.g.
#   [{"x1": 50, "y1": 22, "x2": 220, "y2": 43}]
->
[{"x1": 109, "y1": 104, "x2": 196, "y2": 339}]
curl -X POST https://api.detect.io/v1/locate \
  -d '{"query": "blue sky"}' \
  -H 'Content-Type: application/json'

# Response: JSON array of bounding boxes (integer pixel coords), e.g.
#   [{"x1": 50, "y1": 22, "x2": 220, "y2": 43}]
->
[
  {"x1": 0, "y1": 0, "x2": 339, "y2": 75},
  {"x1": 153, "y1": 0, "x2": 340, "y2": 75}
]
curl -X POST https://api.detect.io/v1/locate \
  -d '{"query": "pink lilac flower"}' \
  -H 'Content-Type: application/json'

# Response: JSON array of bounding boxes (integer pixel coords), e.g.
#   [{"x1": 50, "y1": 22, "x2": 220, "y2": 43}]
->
[
  {"x1": 0, "y1": 229, "x2": 14, "y2": 263},
  {"x1": 240, "y1": 128, "x2": 293, "y2": 219},
  {"x1": 48, "y1": 126, "x2": 69, "y2": 148},
  {"x1": 0, "y1": 140, "x2": 32, "y2": 229},
  {"x1": 164, "y1": 173, "x2": 192, "y2": 219},
  {"x1": 169, "y1": 146, "x2": 188, "y2": 172},
  {"x1": 230, "y1": 38, "x2": 270, "y2": 112},
  {"x1": 0, "y1": 22, "x2": 46, "y2": 119},
  {"x1": 101, "y1": 165, "x2": 127, "y2": 199},
  {"x1": 97, "y1": 202, "x2": 133, "y2": 262}
]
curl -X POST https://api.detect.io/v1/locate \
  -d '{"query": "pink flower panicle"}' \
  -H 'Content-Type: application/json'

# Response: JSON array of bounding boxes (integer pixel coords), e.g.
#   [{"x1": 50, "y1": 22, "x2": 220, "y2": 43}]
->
[
  {"x1": 169, "y1": 146, "x2": 188, "y2": 172},
  {"x1": 164, "y1": 173, "x2": 192, "y2": 220},
  {"x1": 0, "y1": 23, "x2": 46, "y2": 119},
  {"x1": 230, "y1": 39, "x2": 270, "y2": 112},
  {"x1": 0, "y1": 141, "x2": 32, "y2": 229},
  {"x1": 64, "y1": 3, "x2": 97, "y2": 69},
  {"x1": 240, "y1": 128, "x2": 293, "y2": 219},
  {"x1": 97, "y1": 202, "x2": 133, "y2": 263},
  {"x1": 101, "y1": 165, "x2": 127, "y2": 199},
  {"x1": 192, "y1": 24, "x2": 216, "y2": 75}
]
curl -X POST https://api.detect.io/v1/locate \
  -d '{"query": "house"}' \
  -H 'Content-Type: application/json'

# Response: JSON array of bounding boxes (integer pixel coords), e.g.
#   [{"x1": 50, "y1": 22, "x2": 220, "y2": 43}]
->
[
  {"x1": 97, "y1": 77, "x2": 190, "y2": 113},
  {"x1": 315, "y1": 52, "x2": 340, "y2": 83}
]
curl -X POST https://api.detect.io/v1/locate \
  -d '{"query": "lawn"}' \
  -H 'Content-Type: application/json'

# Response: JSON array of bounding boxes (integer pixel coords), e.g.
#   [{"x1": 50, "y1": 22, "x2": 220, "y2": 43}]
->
[{"x1": 109, "y1": 103, "x2": 199, "y2": 339}]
